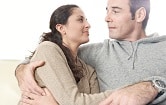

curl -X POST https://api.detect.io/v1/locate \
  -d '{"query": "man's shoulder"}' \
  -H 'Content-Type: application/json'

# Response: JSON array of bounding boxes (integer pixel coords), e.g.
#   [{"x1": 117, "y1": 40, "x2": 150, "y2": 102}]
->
[{"x1": 79, "y1": 39, "x2": 112, "y2": 49}]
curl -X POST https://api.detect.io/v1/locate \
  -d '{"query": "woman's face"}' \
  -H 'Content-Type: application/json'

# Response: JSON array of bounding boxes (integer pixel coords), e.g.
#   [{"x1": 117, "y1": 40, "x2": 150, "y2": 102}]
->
[{"x1": 62, "y1": 7, "x2": 91, "y2": 47}]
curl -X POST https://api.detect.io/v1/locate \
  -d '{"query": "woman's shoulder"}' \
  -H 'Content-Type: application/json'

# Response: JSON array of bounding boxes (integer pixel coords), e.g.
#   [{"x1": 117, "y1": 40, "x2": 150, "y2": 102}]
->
[
  {"x1": 39, "y1": 41, "x2": 59, "y2": 47},
  {"x1": 35, "y1": 41, "x2": 64, "y2": 56},
  {"x1": 37, "y1": 41, "x2": 62, "y2": 51}
]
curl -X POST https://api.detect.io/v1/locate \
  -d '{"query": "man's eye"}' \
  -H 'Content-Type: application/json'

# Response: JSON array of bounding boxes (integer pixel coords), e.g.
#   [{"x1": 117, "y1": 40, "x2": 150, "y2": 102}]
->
[{"x1": 112, "y1": 10, "x2": 118, "y2": 14}]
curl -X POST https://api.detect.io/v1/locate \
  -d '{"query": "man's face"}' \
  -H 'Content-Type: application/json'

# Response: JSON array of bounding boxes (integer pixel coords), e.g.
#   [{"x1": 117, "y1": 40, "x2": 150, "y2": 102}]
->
[{"x1": 105, "y1": 0, "x2": 137, "y2": 41}]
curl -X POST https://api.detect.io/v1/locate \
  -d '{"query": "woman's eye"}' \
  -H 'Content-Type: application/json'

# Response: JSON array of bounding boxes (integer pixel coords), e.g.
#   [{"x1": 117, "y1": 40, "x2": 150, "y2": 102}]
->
[{"x1": 79, "y1": 18, "x2": 83, "y2": 22}]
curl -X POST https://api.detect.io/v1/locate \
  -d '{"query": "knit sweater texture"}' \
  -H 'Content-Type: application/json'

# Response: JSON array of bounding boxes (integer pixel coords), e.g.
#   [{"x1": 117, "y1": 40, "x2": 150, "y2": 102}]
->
[
  {"x1": 78, "y1": 33, "x2": 166, "y2": 105},
  {"x1": 30, "y1": 41, "x2": 110, "y2": 105}
]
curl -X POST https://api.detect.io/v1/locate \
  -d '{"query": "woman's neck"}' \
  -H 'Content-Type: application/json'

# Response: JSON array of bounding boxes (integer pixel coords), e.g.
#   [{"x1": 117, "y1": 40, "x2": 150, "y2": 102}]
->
[{"x1": 62, "y1": 42, "x2": 78, "y2": 60}]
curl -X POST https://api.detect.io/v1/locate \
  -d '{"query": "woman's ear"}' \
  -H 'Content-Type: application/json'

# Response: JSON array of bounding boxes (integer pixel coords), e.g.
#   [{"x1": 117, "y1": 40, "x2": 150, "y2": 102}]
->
[
  {"x1": 135, "y1": 7, "x2": 146, "y2": 22},
  {"x1": 55, "y1": 24, "x2": 66, "y2": 35}
]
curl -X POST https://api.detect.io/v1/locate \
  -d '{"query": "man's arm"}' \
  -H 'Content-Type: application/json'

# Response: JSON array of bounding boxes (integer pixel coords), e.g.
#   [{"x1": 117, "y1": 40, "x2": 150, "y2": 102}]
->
[
  {"x1": 143, "y1": 76, "x2": 166, "y2": 104},
  {"x1": 15, "y1": 60, "x2": 45, "y2": 95},
  {"x1": 99, "y1": 81, "x2": 158, "y2": 105}
]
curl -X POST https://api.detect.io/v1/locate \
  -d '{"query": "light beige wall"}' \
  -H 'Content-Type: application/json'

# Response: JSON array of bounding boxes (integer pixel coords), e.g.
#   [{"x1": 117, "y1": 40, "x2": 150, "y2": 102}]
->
[{"x1": 0, "y1": 60, "x2": 21, "y2": 105}]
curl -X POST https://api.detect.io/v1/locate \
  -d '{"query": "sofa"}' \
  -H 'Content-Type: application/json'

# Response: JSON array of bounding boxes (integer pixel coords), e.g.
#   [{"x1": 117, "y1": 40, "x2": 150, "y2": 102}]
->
[{"x1": 0, "y1": 60, "x2": 21, "y2": 105}]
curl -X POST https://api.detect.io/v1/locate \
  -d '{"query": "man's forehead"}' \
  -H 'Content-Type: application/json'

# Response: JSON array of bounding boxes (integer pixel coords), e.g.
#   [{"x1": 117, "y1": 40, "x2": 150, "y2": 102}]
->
[{"x1": 107, "y1": 0, "x2": 130, "y2": 9}]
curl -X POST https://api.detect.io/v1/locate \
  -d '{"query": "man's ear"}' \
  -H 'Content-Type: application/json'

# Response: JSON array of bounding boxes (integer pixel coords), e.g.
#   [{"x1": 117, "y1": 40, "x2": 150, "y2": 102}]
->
[
  {"x1": 55, "y1": 24, "x2": 66, "y2": 34},
  {"x1": 135, "y1": 7, "x2": 146, "y2": 22}
]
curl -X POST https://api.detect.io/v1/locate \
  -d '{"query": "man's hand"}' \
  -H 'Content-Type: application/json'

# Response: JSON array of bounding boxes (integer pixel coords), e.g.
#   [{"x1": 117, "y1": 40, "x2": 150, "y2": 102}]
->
[
  {"x1": 15, "y1": 60, "x2": 45, "y2": 95},
  {"x1": 99, "y1": 81, "x2": 158, "y2": 105}
]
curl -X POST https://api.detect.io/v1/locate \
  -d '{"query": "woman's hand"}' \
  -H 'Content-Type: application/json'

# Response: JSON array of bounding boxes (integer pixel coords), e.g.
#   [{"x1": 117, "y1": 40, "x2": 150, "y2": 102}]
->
[{"x1": 20, "y1": 88, "x2": 59, "y2": 105}]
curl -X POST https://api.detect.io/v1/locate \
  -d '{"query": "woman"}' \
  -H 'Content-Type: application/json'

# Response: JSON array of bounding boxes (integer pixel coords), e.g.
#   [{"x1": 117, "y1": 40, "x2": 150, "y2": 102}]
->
[{"x1": 20, "y1": 4, "x2": 111, "y2": 105}]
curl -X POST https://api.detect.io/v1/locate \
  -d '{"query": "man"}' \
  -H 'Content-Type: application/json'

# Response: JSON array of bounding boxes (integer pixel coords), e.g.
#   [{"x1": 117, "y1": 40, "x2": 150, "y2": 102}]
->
[{"x1": 16, "y1": 0, "x2": 166, "y2": 104}]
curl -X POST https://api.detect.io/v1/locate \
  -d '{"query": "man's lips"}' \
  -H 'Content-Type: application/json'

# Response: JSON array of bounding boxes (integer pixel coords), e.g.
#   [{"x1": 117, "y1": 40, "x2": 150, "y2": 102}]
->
[{"x1": 108, "y1": 27, "x2": 116, "y2": 29}]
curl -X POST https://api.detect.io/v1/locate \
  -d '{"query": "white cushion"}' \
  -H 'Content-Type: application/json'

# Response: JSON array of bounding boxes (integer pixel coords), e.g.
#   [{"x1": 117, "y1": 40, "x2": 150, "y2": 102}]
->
[{"x1": 0, "y1": 60, "x2": 21, "y2": 105}]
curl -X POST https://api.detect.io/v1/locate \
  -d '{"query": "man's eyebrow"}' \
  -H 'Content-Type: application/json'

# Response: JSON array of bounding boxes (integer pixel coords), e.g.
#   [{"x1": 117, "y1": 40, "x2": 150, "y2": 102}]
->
[
  {"x1": 106, "y1": 6, "x2": 122, "y2": 10},
  {"x1": 112, "y1": 6, "x2": 122, "y2": 10}
]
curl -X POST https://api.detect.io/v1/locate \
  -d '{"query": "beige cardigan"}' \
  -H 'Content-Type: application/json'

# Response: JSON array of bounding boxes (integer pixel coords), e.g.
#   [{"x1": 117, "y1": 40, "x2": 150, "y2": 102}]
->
[{"x1": 31, "y1": 41, "x2": 111, "y2": 105}]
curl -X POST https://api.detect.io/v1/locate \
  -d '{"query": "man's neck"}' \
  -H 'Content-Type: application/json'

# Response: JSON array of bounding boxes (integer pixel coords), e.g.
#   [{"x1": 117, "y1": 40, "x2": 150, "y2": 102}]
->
[{"x1": 124, "y1": 30, "x2": 147, "y2": 42}]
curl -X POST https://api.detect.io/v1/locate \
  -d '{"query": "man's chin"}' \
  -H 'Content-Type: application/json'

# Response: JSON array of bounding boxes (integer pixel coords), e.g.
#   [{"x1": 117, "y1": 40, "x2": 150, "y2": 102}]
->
[{"x1": 109, "y1": 34, "x2": 116, "y2": 39}]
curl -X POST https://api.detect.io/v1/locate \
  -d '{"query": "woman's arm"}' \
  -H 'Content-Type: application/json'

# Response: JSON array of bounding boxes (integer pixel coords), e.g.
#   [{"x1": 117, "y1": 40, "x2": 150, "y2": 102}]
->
[{"x1": 30, "y1": 41, "x2": 111, "y2": 105}]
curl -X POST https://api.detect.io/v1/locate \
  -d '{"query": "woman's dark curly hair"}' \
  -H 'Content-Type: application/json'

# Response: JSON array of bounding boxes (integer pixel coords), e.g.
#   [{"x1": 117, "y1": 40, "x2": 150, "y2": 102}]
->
[{"x1": 35, "y1": 4, "x2": 83, "y2": 83}]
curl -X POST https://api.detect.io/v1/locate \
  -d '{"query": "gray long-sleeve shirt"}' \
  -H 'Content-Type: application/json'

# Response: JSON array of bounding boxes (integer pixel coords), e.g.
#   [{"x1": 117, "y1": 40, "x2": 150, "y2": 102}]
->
[{"x1": 78, "y1": 33, "x2": 166, "y2": 105}]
